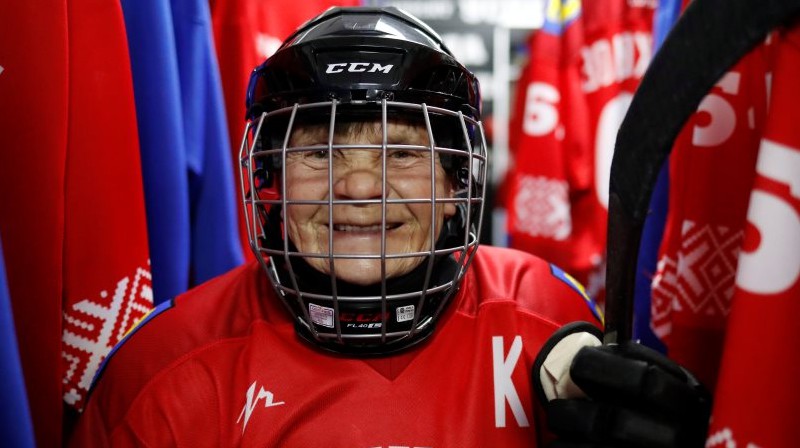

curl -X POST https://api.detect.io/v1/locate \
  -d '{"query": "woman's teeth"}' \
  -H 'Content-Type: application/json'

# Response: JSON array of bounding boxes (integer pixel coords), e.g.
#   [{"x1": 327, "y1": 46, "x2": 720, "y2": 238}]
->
[{"x1": 333, "y1": 224, "x2": 398, "y2": 232}]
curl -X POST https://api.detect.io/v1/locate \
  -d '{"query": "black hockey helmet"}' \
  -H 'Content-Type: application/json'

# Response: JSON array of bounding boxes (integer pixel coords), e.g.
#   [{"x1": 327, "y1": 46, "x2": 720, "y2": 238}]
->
[
  {"x1": 245, "y1": 6, "x2": 481, "y2": 121},
  {"x1": 240, "y1": 6, "x2": 488, "y2": 355}
]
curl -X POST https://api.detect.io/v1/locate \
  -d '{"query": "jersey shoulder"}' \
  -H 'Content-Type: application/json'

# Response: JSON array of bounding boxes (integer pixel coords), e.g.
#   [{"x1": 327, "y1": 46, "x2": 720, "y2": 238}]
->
[
  {"x1": 461, "y1": 246, "x2": 603, "y2": 326},
  {"x1": 84, "y1": 261, "x2": 280, "y2": 430}
]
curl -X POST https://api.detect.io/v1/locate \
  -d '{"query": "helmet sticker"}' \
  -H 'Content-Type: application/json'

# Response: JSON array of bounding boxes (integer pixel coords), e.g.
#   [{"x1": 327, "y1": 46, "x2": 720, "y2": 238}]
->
[
  {"x1": 308, "y1": 303, "x2": 335, "y2": 328},
  {"x1": 396, "y1": 305, "x2": 415, "y2": 323}
]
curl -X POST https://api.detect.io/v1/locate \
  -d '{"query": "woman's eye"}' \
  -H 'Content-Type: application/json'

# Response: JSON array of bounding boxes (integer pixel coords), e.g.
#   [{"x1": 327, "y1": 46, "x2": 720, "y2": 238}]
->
[
  {"x1": 309, "y1": 149, "x2": 328, "y2": 159},
  {"x1": 389, "y1": 150, "x2": 414, "y2": 159}
]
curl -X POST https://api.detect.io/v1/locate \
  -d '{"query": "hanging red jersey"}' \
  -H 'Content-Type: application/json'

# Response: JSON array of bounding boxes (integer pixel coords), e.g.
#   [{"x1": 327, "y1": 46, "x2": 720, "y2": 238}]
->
[
  {"x1": 0, "y1": 1, "x2": 153, "y2": 444},
  {"x1": 649, "y1": 35, "x2": 773, "y2": 390},
  {"x1": 60, "y1": 0, "x2": 154, "y2": 413},
  {"x1": 507, "y1": 0, "x2": 654, "y2": 299},
  {"x1": 706, "y1": 24, "x2": 800, "y2": 448},
  {"x1": 0, "y1": 3, "x2": 68, "y2": 445},
  {"x1": 210, "y1": 0, "x2": 360, "y2": 261}
]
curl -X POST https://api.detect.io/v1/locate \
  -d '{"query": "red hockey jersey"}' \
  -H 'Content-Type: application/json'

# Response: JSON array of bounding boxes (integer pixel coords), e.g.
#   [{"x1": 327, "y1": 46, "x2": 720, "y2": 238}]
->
[
  {"x1": 70, "y1": 247, "x2": 601, "y2": 447},
  {"x1": 507, "y1": 0, "x2": 654, "y2": 299},
  {"x1": 649, "y1": 29, "x2": 773, "y2": 390},
  {"x1": 0, "y1": 1, "x2": 153, "y2": 444},
  {"x1": 705, "y1": 24, "x2": 800, "y2": 448}
]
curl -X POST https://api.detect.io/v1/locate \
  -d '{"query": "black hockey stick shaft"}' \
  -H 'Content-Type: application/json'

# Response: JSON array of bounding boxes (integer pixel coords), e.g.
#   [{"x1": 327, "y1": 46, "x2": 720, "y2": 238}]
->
[{"x1": 604, "y1": 0, "x2": 800, "y2": 344}]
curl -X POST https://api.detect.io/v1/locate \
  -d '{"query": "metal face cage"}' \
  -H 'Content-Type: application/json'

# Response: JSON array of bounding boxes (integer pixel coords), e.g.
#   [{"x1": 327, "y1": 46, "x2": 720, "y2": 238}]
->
[{"x1": 240, "y1": 98, "x2": 488, "y2": 354}]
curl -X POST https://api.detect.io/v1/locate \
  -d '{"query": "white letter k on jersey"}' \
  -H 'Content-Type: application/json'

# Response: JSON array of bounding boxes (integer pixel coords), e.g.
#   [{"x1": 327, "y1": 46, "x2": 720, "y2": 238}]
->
[
  {"x1": 237, "y1": 381, "x2": 285, "y2": 434},
  {"x1": 492, "y1": 335, "x2": 530, "y2": 428}
]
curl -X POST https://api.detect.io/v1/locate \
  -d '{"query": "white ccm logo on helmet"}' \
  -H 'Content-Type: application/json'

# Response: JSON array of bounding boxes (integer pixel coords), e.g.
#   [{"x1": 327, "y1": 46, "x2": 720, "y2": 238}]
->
[{"x1": 325, "y1": 62, "x2": 394, "y2": 74}]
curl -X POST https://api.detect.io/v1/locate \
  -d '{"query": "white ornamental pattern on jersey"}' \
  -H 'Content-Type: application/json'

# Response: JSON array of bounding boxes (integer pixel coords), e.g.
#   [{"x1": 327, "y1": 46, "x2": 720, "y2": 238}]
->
[
  {"x1": 650, "y1": 256, "x2": 677, "y2": 338},
  {"x1": 706, "y1": 427, "x2": 762, "y2": 448},
  {"x1": 62, "y1": 263, "x2": 153, "y2": 409},
  {"x1": 650, "y1": 221, "x2": 742, "y2": 338},
  {"x1": 513, "y1": 174, "x2": 572, "y2": 241}
]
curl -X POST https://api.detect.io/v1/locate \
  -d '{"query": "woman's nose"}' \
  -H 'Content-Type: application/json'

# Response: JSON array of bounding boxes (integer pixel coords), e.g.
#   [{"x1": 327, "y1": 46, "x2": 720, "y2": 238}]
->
[
  {"x1": 331, "y1": 152, "x2": 385, "y2": 200},
  {"x1": 332, "y1": 168, "x2": 384, "y2": 200}
]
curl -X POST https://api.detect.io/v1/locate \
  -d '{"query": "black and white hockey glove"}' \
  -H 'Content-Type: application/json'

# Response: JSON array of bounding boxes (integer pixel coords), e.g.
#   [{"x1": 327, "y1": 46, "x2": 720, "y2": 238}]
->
[{"x1": 532, "y1": 322, "x2": 711, "y2": 448}]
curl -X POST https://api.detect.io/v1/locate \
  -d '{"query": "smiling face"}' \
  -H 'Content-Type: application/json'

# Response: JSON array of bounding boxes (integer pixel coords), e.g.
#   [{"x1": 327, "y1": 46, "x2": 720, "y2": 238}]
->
[{"x1": 282, "y1": 119, "x2": 457, "y2": 285}]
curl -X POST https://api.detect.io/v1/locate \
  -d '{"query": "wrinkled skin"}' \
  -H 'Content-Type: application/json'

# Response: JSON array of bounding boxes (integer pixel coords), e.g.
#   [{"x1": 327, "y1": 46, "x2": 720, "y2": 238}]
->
[{"x1": 283, "y1": 119, "x2": 456, "y2": 285}]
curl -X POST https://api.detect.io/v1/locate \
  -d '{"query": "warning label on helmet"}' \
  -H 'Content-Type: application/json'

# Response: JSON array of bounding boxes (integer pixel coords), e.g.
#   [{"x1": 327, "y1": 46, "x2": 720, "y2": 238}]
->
[
  {"x1": 396, "y1": 305, "x2": 415, "y2": 323},
  {"x1": 309, "y1": 303, "x2": 334, "y2": 328}
]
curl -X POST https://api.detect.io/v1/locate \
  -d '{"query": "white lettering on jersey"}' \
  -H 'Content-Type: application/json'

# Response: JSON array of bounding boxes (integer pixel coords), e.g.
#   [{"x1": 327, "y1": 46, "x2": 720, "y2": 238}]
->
[
  {"x1": 237, "y1": 381, "x2": 285, "y2": 434},
  {"x1": 736, "y1": 138, "x2": 800, "y2": 294},
  {"x1": 325, "y1": 63, "x2": 394, "y2": 74},
  {"x1": 692, "y1": 71, "x2": 741, "y2": 147},
  {"x1": 581, "y1": 31, "x2": 652, "y2": 94},
  {"x1": 492, "y1": 335, "x2": 530, "y2": 428},
  {"x1": 595, "y1": 92, "x2": 634, "y2": 209},
  {"x1": 523, "y1": 82, "x2": 561, "y2": 137}
]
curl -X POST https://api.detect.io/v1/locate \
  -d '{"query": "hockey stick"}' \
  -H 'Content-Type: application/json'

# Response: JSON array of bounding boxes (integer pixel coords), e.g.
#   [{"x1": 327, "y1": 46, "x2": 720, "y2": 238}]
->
[{"x1": 604, "y1": 0, "x2": 800, "y2": 344}]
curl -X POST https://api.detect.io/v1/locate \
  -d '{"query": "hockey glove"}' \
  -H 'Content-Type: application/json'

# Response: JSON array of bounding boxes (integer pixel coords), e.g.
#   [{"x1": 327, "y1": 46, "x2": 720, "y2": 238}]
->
[{"x1": 532, "y1": 321, "x2": 711, "y2": 448}]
